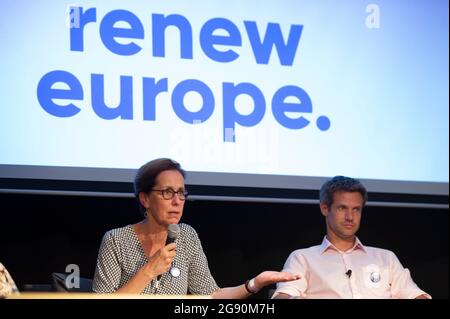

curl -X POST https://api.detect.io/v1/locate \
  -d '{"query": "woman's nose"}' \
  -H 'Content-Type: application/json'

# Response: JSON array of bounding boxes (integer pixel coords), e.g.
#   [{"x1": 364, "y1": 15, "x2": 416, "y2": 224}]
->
[{"x1": 171, "y1": 193, "x2": 183, "y2": 205}]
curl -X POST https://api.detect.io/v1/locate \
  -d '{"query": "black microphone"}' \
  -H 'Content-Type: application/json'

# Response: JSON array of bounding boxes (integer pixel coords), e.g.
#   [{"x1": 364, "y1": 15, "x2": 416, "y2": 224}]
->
[
  {"x1": 345, "y1": 269, "x2": 352, "y2": 278},
  {"x1": 156, "y1": 224, "x2": 180, "y2": 285},
  {"x1": 166, "y1": 224, "x2": 180, "y2": 245}
]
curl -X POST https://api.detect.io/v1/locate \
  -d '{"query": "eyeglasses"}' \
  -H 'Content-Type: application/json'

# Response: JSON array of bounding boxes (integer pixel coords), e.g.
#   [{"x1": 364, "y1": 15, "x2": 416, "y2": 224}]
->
[{"x1": 151, "y1": 188, "x2": 188, "y2": 200}]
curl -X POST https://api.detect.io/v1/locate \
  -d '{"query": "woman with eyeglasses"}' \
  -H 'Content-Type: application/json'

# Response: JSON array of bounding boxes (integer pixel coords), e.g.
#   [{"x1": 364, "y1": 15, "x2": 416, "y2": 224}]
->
[{"x1": 93, "y1": 158, "x2": 300, "y2": 297}]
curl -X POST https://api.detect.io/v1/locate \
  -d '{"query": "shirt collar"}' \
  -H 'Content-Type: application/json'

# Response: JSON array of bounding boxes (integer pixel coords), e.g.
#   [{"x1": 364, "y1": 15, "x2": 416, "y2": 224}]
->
[{"x1": 319, "y1": 236, "x2": 367, "y2": 254}]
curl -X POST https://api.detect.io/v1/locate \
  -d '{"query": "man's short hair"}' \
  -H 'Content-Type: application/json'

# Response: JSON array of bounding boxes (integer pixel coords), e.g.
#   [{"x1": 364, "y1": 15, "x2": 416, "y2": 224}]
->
[{"x1": 319, "y1": 176, "x2": 368, "y2": 207}]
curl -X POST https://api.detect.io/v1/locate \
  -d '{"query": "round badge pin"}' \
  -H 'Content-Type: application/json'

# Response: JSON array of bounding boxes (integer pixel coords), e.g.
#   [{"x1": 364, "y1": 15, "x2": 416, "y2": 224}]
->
[
  {"x1": 170, "y1": 266, "x2": 180, "y2": 278},
  {"x1": 370, "y1": 271, "x2": 381, "y2": 283}
]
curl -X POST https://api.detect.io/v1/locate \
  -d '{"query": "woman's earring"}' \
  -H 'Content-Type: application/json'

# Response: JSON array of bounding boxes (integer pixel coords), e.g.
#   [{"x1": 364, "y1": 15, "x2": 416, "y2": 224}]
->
[{"x1": 144, "y1": 208, "x2": 149, "y2": 218}]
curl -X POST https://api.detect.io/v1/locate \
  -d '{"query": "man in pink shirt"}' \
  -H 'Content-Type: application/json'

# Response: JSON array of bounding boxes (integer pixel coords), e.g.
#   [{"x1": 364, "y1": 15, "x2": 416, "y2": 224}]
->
[{"x1": 273, "y1": 176, "x2": 431, "y2": 299}]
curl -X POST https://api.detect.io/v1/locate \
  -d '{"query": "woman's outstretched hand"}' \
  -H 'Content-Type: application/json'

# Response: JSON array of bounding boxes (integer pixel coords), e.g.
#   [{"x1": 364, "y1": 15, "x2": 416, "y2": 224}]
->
[{"x1": 253, "y1": 271, "x2": 301, "y2": 292}]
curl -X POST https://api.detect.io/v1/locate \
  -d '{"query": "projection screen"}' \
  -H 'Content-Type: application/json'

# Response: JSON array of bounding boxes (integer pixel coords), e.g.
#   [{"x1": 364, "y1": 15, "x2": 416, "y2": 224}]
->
[{"x1": 0, "y1": 0, "x2": 448, "y2": 207}]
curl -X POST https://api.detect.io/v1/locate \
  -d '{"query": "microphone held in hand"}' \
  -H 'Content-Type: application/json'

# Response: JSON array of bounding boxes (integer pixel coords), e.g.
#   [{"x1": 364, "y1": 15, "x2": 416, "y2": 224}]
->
[
  {"x1": 166, "y1": 224, "x2": 181, "y2": 245},
  {"x1": 156, "y1": 224, "x2": 180, "y2": 286}
]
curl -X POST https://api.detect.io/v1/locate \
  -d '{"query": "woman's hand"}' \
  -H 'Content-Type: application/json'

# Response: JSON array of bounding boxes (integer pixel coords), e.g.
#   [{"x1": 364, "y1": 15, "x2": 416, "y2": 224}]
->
[
  {"x1": 252, "y1": 271, "x2": 301, "y2": 292},
  {"x1": 144, "y1": 243, "x2": 177, "y2": 278}
]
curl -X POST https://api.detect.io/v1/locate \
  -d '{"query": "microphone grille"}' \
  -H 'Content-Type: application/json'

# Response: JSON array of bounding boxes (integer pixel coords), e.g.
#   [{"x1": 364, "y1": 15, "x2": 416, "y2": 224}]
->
[{"x1": 167, "y1": 224, "x2": 180, "y2": 240}]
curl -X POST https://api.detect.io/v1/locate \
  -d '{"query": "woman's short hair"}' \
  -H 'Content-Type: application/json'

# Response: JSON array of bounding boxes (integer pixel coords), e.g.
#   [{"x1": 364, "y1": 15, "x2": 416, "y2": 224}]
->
[
  {"x1": 134, "y1": 158, "x2": 186, "y2": 213},
  {"x1": 319, "y1": 176, "x2": 368, "y2": 208}
]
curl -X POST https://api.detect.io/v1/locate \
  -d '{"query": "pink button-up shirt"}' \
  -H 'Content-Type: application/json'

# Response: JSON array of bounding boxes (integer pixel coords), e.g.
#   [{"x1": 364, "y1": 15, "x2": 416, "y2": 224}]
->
[{"x1": 273, "y1": 237, "x2": 430, "y2": 299}]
